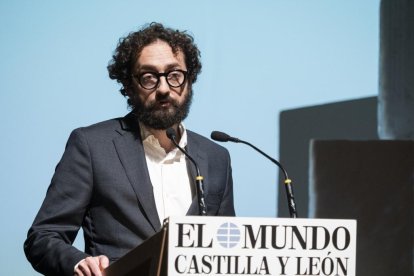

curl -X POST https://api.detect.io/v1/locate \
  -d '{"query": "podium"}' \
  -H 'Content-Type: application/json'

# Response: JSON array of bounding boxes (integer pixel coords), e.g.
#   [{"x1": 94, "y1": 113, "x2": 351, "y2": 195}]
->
[
  {"x1": 104, "y1": 226, "x2": 168, "y2": 276},
  {"x1": 105, "y1": 217, "x2": 356, "y2": 276}
]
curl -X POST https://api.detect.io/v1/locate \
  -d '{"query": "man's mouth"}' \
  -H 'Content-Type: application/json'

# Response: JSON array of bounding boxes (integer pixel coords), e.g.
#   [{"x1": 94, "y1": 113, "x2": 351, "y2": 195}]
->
[
  {"x1": 157, "y1": 100, "x2": 172, "y2": 107},
  {"x1": 150, "y1": 98, "x2": 176, "y2": 110}
]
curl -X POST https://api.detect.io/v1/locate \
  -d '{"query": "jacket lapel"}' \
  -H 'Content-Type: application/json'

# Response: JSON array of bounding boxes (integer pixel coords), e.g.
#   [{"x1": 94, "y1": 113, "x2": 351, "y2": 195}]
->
[
  {"x1": 186, "y1": 131, "x2": 208, "y2": 216},
  {"x1": 113, "y1": 114, "x2": 161, "y2": 231}
]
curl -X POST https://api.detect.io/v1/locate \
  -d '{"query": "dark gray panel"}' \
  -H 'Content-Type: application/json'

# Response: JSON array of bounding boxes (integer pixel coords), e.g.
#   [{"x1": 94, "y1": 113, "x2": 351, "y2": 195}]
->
[
  {"x1": 379, "y1": 0, "x2": 414, "y2": 139},
  {"x1": 278, "y1": 97, "x2": 378, "y2": 217},
  {"x1": 309, "y1": 140, "x2": 414, "y2": 275}
]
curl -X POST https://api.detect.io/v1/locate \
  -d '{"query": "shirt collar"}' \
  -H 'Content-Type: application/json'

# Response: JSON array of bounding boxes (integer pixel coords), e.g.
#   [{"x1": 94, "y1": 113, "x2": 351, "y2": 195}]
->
[{"x1": 140, "y1": 123, "x2": 188, "y2": 161}]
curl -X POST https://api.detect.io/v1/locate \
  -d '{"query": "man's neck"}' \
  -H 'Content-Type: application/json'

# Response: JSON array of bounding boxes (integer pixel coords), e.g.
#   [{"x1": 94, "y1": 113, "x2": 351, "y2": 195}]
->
[{"x1": 145, "y1": 124, "x2": 181, "y2": 153}]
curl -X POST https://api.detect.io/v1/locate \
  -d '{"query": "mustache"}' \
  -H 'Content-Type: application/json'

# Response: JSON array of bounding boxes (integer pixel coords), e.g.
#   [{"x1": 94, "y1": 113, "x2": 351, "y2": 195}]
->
[
  {"x1": 149, "y1": 94, "x2": 178, "y2": 107},
  {"x1": 155, "y1": 93, "x2": 172, "y2": 101}
]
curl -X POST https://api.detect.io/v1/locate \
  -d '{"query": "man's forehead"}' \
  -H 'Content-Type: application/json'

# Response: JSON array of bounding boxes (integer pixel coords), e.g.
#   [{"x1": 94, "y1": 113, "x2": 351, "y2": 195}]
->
[{"x1": 135, "y1": 40, "x2": 186, "y2": 69}]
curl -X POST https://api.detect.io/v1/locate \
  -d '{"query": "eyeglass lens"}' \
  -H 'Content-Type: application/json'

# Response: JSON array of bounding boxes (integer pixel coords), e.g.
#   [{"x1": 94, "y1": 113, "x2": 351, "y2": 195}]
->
[{"x1": 139, "y1": 70, "x2": 186, "y2": 89}]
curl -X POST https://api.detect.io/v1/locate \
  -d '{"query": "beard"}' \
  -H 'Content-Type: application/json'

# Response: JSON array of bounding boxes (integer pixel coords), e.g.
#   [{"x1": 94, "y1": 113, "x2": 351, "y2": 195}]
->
[{"x1": 131, "y1": 89, "x2": 193, "y2": 130}]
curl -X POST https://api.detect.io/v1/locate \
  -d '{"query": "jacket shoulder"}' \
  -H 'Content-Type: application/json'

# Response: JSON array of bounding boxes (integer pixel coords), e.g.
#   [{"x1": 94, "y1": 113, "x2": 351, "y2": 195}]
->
[
  {"x1": 71, "y1": 113, "x2": 137, "y2": 139},
  {"x1": 187, "y1": 130, "x2": 229, "y2": 156}
]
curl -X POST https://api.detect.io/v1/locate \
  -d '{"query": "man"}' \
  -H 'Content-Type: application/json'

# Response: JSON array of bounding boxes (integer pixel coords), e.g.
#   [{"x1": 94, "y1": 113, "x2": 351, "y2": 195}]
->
[{"x1": 24, "y1": 23, "x2": 235, "y2": 276}]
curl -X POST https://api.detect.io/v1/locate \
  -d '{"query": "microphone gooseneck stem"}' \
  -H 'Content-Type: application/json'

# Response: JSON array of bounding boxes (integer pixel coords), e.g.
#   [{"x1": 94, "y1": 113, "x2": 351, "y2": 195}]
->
[
  {"x1": 238, "y1": 140, "x2": 297, "y2": 218},
  {"x1": 237, "y1": 140, "x2": 289, "y2": 179},
  {"x1": 166, "y1": 128, "x2": 207, "y2": 216},
  {"x1": 237, "y1": 140, "x2": 297, "y2": 218}
]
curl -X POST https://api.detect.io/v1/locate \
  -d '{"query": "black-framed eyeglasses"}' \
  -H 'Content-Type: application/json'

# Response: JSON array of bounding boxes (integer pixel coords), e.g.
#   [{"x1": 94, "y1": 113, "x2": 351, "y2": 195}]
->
[{"x1": 133, "y1": 70, "x2": 188, "y2": 90}]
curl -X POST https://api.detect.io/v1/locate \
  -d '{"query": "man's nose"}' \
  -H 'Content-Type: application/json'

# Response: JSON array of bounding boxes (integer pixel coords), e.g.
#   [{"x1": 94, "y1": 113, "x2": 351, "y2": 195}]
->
[{"x1": 156, "y1": 76, "x2": 170, "y2": 94}]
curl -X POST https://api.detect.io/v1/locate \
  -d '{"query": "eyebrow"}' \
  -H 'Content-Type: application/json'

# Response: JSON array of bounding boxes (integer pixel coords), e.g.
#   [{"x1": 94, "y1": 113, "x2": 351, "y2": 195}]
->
[{"x1": 137, "y1": 63, "x2": 185, "y2": 72}]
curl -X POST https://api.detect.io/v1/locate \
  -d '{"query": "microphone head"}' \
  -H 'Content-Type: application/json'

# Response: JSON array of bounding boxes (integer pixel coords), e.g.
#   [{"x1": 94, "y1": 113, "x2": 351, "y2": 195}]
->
[
  {"x1": 166, "y1": 128, "x2": 177, "y2": 140},
  {"x1": 211, "y1": 131, "x2": 233, "y2": 142}
]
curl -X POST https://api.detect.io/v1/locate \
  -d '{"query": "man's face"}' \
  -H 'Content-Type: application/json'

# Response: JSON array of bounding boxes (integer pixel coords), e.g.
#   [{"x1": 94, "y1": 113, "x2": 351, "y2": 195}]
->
[{"x1": 130, "y1": 40, "x2": 192, "y2": 130}]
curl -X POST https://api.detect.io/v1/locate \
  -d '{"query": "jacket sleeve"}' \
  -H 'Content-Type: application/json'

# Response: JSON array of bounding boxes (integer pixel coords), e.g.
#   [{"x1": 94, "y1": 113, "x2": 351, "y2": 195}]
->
[{"x1": 24, "y1": 128, "x2": 92, "y2": 276}]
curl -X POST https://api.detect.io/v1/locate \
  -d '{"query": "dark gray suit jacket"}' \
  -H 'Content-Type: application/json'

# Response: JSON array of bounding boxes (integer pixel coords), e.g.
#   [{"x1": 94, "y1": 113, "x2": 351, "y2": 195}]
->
[{"x1": 24, "y1": 113, "x2": 235, "y2": 276}]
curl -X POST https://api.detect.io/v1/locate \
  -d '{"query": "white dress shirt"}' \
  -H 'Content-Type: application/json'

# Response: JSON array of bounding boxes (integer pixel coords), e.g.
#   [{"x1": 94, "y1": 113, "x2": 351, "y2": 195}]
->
[{"x1": 140, "y1": 124, "x2": 193, "y2": 223}]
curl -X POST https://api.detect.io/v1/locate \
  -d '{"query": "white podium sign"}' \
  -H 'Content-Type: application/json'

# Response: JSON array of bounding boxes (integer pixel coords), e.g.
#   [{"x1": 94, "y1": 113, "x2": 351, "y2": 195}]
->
[{"x1": 167, "y1": 216, "x2": 356, "y2": 276}]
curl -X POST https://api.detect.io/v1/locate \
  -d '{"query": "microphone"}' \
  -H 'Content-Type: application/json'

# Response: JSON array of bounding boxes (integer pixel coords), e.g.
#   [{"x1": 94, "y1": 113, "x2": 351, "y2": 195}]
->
[
  {"x1": 210, "y1": 131, "x2": 240, "y2": 143},
  {"x1": 166, "y1": 128, "x2": 207, "y2": 216},
  {"x1": 211, "y1": 131, "x2": 298, "y2": 218}
]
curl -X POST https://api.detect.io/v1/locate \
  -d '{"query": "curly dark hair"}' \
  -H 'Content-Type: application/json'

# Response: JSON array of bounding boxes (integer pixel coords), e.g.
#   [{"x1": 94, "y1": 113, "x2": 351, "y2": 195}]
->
[{"x1": 107, "y1": 22, "x2": 202, "y2": 107}]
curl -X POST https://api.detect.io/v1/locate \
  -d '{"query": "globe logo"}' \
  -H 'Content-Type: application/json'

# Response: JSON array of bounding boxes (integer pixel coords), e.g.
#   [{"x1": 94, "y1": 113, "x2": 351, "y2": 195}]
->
[{"x1": 216, "y1": 222, "x2": 241, "y2": 248}]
